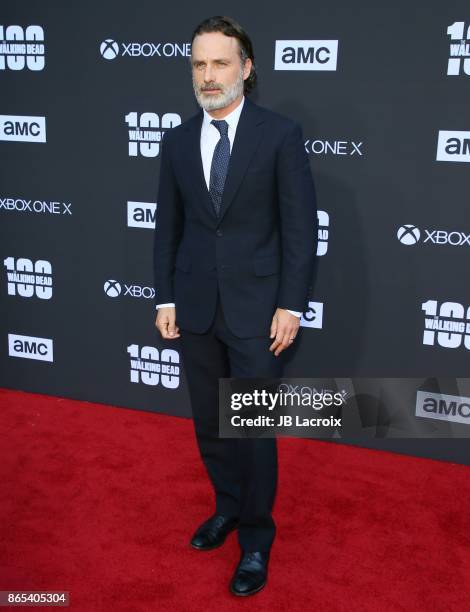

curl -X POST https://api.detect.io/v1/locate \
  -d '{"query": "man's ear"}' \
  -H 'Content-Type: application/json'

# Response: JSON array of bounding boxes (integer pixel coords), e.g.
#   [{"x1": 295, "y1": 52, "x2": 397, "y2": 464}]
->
[{"x1": 243, "y1": 57, "x2": 253, "y2": 80}]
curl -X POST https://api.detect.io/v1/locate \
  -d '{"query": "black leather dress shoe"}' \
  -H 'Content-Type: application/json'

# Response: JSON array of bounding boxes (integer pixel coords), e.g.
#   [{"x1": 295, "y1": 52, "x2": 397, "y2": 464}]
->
[
  {"x1": 229, "y1": 551, "x2": 269, "y2": 596},
  {"x1": 190, "y1": 514, "x2": 238, "y2": 550}
]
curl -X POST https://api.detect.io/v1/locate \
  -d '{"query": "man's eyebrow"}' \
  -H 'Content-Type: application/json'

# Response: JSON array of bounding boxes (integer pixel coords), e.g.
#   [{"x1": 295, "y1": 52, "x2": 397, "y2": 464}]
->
[{"x1": 192, "y1": 57, "x2": 232, "y2": 63}]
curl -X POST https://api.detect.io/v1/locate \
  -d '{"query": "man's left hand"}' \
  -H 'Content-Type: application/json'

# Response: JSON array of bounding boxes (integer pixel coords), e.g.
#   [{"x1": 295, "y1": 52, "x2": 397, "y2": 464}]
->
[{"x1": 269, "y1": 308, "x2": 300, "y2": 357}]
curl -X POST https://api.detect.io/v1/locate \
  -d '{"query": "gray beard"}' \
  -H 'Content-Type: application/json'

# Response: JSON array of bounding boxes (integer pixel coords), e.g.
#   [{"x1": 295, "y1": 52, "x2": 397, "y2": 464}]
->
[{"x1": 193, "y1": 67, "x2": 245, "y2": 111}]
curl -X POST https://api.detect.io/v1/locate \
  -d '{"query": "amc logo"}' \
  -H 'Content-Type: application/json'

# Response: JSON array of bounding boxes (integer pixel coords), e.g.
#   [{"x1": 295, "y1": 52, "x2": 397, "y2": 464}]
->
[
  {"x1": 300, "y1": 301, "x2": 324, "y2": 329},
  {"x1": 0, "y1": 115, "x2": 46, "y2": 142},
  {"x1": 436, "y1": 130, "x2": 470, "y2": 162},
  {"x1": 274, "y1": 40, "x2": 338, "y2": 71},
  {"x1": 8, "y1": 333, "x2": 53, "y2": 362}
]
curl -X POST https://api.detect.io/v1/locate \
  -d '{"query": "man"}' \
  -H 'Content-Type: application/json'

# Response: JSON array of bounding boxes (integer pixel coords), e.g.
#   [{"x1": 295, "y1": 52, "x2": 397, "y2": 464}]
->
[{"x1": 154, "y1": 15, "x2": 317, "y2": 596}]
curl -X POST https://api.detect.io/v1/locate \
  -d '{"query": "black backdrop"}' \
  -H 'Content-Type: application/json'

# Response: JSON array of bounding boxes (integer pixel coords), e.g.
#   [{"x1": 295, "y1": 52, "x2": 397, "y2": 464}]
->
[{"x1": 1, "y1": 1, "x2": 469, "y2": 464}]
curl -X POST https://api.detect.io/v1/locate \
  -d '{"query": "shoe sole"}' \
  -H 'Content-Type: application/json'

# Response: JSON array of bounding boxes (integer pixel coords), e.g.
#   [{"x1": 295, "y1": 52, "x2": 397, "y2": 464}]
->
[
  {"x1": 229, "y1": 579, "x2": 267, "y2": 597},
  {"x1": 190, "y1": 538, "x2": 225, "y2": 551}
]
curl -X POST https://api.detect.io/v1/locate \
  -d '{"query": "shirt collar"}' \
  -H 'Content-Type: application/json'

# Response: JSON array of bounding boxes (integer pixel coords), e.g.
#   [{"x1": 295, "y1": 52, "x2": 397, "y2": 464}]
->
[{"x1": 202, "y1": 95, "x2": 245, "y2": 132}]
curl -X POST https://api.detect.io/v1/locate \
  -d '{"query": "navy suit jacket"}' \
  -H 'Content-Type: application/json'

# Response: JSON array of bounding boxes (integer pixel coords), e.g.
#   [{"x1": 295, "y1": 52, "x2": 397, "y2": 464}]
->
[{"x1": 153, "y1": 96, "x2": 318, "y2": 338}]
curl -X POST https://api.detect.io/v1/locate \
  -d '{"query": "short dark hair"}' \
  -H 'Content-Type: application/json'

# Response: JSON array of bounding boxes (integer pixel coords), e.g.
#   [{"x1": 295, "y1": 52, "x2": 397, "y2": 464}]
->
[{"x1": 191, "y1": 15, "x2": 257, "y2": 94}]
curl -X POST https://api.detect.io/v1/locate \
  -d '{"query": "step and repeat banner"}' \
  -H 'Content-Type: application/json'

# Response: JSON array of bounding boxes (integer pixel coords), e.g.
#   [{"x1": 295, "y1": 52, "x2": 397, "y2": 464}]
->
[{"x1": 1, "y1": 1, "x2": 469, "y2": 463}]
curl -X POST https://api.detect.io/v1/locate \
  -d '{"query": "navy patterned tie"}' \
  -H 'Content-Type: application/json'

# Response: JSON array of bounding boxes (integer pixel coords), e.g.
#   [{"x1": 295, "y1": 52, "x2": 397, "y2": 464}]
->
[{"x1": 209, "y1": 119, "x2": 230, "y2": 217}]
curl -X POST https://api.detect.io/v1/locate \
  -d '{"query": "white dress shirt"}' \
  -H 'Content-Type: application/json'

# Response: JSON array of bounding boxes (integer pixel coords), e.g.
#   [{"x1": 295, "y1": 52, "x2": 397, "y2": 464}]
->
[{"x1": 156, "y1": 96, "x2": 302, "y2": 319}]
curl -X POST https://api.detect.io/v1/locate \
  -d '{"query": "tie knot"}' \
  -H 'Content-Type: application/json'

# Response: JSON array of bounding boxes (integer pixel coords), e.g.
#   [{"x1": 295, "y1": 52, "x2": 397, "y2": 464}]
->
[{"x1": 211, "y1": 119, "x2": 229, "y2": 136}]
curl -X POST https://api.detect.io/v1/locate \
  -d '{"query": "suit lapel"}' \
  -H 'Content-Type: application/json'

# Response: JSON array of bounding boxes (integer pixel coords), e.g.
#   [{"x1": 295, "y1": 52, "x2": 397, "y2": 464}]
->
[
  {"x1": 217, "y1": 98, "x2": 265, "y2": 225},
  {"x1": 182, "y1": 97, "x2": 266, "y2": 226},
  {"x1": 182, "y1": 110, "x2": 216, "y2": 224}
]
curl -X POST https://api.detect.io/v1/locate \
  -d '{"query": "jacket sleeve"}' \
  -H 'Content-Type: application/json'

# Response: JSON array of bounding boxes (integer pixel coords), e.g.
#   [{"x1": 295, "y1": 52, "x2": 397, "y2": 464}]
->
[
  {"x1": 153, "y1": 130, "x2": 184, "y2": 306},
  {"x1": 276, "y1": 121, "x2": 318, "y2": 313}
]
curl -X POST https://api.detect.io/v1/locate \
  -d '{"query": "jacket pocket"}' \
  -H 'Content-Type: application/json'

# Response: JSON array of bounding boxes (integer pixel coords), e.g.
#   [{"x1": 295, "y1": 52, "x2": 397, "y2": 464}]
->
[
  {"x1": 253, "y1": 255, "x2": 280, "y2": 276},
  {"x1": 175, "y1": 251, "x2": 191, "y2": 273}
]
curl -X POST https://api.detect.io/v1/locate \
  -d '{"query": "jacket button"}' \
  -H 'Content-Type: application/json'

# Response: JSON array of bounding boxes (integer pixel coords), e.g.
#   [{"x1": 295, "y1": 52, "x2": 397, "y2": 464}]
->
[{"x1": 216, "y1": 229, "x2": 223, "y2": 237}]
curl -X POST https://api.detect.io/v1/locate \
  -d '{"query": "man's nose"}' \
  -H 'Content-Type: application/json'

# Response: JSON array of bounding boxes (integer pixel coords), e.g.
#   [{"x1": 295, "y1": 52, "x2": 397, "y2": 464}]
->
[{"x1": 203, "y1": 65, "x2": 215, "y2": 82}]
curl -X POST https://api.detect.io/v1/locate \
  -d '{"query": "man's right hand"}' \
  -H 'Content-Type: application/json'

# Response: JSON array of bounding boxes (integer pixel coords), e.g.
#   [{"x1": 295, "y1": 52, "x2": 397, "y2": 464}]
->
[{"x1": 155, "y1": 306, "x2": 180, "y2": 339}]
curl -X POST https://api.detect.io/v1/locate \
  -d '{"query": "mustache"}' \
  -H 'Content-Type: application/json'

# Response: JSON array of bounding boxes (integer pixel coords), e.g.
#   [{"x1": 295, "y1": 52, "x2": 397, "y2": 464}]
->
[{"x1": 201, "y1": 84, "x2": 224, "y2": 91}]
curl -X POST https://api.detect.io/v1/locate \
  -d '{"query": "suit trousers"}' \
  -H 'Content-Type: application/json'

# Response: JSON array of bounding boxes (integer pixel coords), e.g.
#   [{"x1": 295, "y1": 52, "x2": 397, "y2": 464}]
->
[{"x1": 178, "y1": 285, "x2": 285, "y2": 553}]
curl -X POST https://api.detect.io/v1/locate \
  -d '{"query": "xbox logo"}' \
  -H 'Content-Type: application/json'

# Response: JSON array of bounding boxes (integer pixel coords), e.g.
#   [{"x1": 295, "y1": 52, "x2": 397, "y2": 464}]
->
[
  {"x1": 104, "y1": 279, "x2": 122, "y2": 297},
  {"x1": 100, "y1": 39, "x2": 119, "y2": 60},
  {"x1": 397, "y1": 224, "x2": 421, "y2": 245}
]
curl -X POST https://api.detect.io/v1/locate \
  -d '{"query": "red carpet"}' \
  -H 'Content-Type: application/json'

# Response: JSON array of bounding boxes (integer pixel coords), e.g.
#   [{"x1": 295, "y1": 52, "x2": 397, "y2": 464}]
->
[{"x1": 1, "y1": 388, "x2": 469, "y2": 611}]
